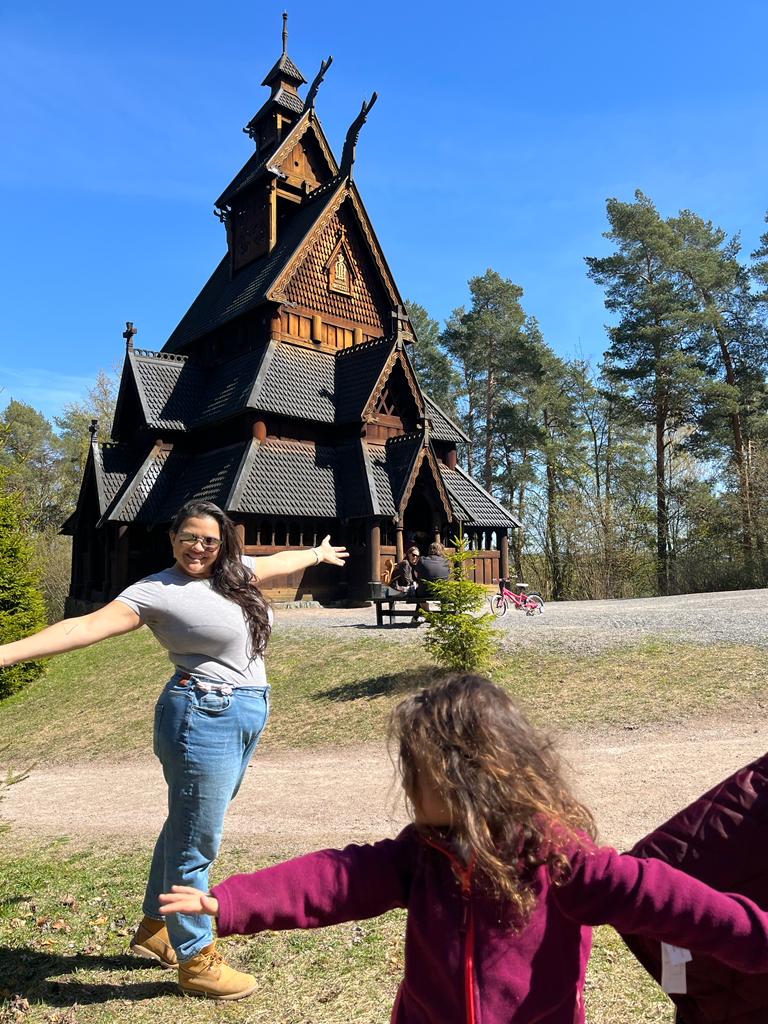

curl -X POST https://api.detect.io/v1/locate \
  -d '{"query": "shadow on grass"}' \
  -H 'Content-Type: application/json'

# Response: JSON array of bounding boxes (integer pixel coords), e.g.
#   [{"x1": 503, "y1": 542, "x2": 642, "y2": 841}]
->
[
  {"x1": 0, "y1": 947, "x2": 175, "y2": 1005},
  {"x1": 349, "y1": 623, "x2": 422, "y2": 630},
  {"x1": 313, "y1": 666, "x2": 444, "y2": 703}
]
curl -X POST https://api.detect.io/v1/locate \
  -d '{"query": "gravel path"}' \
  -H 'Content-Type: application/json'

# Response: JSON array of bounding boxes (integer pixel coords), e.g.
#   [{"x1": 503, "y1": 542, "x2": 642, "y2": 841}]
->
[
  {"x1": 273, "y1": 587, "x2": 768, "y2": 653},
  {"x1": 4, "y1": 589, "x2": 767, "y2": 857},
  {"x1": 4, "y1": 718, "x2": 765, "y2": 855}
]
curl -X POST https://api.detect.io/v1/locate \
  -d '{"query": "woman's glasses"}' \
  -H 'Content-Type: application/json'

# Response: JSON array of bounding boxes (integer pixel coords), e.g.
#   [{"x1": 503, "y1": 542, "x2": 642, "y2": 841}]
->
[{"x1": 176, "y1": 532, "x2": 222, "y2": 551}]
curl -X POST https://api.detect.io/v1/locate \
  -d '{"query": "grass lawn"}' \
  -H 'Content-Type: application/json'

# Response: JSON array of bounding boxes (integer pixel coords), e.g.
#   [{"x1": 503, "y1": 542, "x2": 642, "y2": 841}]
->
[
  {"x1": 0, "y1": 627, "x2": 764, "y2": 767},
  {"x1": 0, "y1": 625, "x2": 757, "y2": 1022},
  {"x1": 0, "y1": 843, "x2": 672, "y2": 1024}
]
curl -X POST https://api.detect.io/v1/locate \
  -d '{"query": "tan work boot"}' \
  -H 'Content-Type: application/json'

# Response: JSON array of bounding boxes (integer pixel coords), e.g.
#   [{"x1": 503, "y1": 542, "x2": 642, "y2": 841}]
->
[
  {"x1": 178, "y1": 941, "x2": 257, "y2": 1001},
  {"x1": 130, "y1": 915, "x2": 178, "y2": 969}
]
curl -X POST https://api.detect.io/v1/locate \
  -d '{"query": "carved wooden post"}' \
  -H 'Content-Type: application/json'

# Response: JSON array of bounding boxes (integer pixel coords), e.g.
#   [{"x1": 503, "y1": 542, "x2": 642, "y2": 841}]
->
[
  {"x1": 368, "y1": 520, "x2": 381, "y2": 582},
  {"x1": 395, "y1": 520, "x2": 404, "y2": 561},
  {"x1": 500, "y1": 530, "x2": 509, "y2": 579},
  {"x1": 235, "y1": 522, "x2": 246, "y2": 549}
]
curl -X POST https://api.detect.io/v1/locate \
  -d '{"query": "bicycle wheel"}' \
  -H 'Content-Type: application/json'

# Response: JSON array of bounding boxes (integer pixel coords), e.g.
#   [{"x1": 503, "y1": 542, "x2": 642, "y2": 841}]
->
[
  {"x1": 524, "y1": 594, "x2": 544, "y2": 615},
  {"x1": 490, "y1": 594, "x2": 508, "y2": 617}
]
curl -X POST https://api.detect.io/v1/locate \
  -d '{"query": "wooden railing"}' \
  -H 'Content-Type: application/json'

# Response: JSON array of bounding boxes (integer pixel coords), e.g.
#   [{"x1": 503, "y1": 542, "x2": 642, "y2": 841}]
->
[{"x1": 378, "y1": 547, "x2": 499, "y2": 587}]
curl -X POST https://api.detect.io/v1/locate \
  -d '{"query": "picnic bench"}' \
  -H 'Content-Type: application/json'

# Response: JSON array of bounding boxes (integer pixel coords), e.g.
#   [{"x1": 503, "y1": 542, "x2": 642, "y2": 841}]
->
[{"x1": 369, "y1": 582, "x2": 438, "y2": 626}]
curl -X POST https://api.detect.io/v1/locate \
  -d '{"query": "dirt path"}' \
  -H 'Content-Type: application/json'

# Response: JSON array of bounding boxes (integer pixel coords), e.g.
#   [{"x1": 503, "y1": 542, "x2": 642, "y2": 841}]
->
[{"x1": 5, "y1": 715, "x2": 765, "y2": 856}]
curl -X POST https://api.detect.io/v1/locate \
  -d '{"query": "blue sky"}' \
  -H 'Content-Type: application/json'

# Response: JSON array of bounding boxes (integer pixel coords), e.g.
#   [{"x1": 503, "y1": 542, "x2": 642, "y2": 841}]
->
[{"x1": 2, "y1": 0, "x2": 767, "y2": 421}]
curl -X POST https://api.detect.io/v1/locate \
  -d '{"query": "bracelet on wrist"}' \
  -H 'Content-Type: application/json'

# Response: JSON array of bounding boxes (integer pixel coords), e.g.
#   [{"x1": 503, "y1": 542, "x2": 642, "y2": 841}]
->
[{"x1": 311, "y1": 547, "x2": 320, "y2": 565}]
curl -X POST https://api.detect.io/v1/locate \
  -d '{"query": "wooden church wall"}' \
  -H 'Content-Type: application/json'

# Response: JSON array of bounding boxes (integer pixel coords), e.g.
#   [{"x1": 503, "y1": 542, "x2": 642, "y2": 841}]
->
[{"x1": 284, "y1": 209, "x2": 385, "y2": 331}]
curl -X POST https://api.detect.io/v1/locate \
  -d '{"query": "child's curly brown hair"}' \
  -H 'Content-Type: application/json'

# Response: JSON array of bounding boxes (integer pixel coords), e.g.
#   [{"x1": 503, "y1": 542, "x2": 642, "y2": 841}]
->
[{"x1": 389, "y1": 673, "x2": 597, "y2": 923}]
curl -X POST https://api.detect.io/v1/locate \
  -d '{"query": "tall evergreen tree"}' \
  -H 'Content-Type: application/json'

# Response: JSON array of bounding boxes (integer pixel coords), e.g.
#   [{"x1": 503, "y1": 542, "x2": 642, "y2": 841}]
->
[
  {"x1": 586, "y1": 191, "x2": 704, "y2": 594},
  {"x1": 0, "y1": 469, "x2": 46, "y2": 699},
  {"x1": 0, "y1": 400, "x2": 67, "y2": 530},
  {"x1": 441, "y1": 270, "x2": 527, "y2": 490},
  {"x1": 669, "y1": 210, "x2": 768, "y2": 579},
  {"x1": 403, "y1": 300, "x2": 461, "y2": 418}
]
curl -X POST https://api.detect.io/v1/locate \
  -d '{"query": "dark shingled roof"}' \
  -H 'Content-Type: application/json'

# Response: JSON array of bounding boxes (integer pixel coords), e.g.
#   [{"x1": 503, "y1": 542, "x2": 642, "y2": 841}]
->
[
  {"x1": 216, "y1": 150, "x2": 266, "y2": 209},
  {"x1": 109, "y1": 443, "x2": 249, "y2": 526},
  {"x1": 439, "y1": 465, "x2": 520, "y2": 528},
  {"x1": 246, "y1": 88, "x2": 304, "y2": 132},
  {"x1": 130, "y1": 350, "x2": 203, "y2": 430},
  {"x1": 195, "y1": 347, "x2": 267, "y2": 425},
  {"x1": 114, "y1": 337, "x2": 423, "y2": 435},
  {"x1": 94, "y1": 442, "x2": 145, "y2": 513},
  {"x1": 111, "y1": 447, "x2": 173, "y2": 523},
  {"x1": 424, "y1": 395, "x2": 469, "y2": 444},
  {"x1": 150, "y1": 445, "x2": 248, "y2": 523},
  {"x1": 261, "y1": 53, "x2": 306, "y2": 87},
  {"x1": 364, "y1": 434, "x2": 422, "y2": 516},
  {"x1": 365, "y1": 443, "x2": 397, "y2": 516},
  {"x1": 125, "y1": 346, "x2": 268, "y2": 431},
  {"x1": 234, "y1": 438, "x2": 368, "y2": 518},
  {"x1": 386, "y1": 434, "x2": 422, "y2": 504},
  {"x1": 254, "y1": 343, "x2": 336, "y2": 422},
  {"x1": 335, "y1": 339, "x2": 394, "y2": 421},
  {"x1": 164, "y1": 184, "x2": 341, "y2": 352}
]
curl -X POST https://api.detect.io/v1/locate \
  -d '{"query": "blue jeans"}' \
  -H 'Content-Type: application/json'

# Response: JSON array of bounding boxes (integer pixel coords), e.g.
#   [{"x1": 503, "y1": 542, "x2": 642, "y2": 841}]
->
[{"x1": 143, "y1": 673, "x2": 270, "y2": 962}]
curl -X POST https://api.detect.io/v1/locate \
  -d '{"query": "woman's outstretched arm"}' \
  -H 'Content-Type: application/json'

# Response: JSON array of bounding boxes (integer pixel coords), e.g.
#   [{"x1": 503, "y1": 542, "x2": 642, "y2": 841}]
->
[
  {"x1": 251, "y1": 535, "x2": 349, "y2": 583},
  {"x1": 0, "y1": 600, "x2": 142, "y2": 668}
]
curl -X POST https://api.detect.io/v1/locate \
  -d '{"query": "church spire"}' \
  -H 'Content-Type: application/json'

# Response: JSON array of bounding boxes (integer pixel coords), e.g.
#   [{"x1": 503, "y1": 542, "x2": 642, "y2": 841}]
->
[
  {"x1": 260, "y1": 11, "x2": 306, "y2": 91},
  {"x1": 244, "y1": 12, "x2": 307, "y2": 147}
]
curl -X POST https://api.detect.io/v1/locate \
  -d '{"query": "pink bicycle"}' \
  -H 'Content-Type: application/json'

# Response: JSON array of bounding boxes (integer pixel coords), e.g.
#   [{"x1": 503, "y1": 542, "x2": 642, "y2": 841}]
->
[{"x1": 489, "y1": 578, "x2": 544, "y2": 616}]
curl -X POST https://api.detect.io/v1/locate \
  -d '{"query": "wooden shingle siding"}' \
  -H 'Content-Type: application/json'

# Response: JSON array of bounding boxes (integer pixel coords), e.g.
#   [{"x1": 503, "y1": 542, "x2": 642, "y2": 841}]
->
[{"x1": 284, "y1": 208, "x2": 385, "y2": 333}]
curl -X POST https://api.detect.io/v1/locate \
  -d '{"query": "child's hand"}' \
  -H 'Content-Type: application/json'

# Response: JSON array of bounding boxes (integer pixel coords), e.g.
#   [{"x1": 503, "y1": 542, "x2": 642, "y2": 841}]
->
[{"x1": 159, "y1": 885, "x2": 219, "y2": 917}]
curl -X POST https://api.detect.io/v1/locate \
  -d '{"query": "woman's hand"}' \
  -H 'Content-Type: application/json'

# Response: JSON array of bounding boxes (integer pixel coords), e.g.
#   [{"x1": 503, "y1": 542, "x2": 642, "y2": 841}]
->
[
  {"x1": 251, "y1": 536, "x2": 349, "y2": 582},
  {"x1": 315, "y1": 535, "x2": 349, "y2": 567},
  {"x1": 159, "y1": 885, "x2": 219, "y2": 918}
]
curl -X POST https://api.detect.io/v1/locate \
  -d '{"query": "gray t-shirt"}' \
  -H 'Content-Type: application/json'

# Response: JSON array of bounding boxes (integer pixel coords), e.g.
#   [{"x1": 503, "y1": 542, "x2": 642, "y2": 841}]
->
[{"x1": 116, "y1": 557, "x2": 269, "y2": 686}]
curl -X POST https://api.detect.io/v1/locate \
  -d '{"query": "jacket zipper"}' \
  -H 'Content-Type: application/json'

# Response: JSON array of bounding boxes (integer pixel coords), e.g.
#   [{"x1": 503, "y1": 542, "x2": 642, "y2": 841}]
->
[
  {"x1": 423, "y1": 837, "x2": 477, "y2": 1024},
  {"x1": 460, "y1": 867, "x2": 477, "y2": 1024}
]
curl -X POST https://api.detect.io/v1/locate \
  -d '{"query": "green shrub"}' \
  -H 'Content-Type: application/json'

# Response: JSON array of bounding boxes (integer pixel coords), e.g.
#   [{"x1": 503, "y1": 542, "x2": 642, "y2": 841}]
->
[
  {"x1": 423, "y1": 533, "x2": 499, "y2": 672},
  {"x1": 0, "y1": 473, "x2": 47, "y2": 699}
]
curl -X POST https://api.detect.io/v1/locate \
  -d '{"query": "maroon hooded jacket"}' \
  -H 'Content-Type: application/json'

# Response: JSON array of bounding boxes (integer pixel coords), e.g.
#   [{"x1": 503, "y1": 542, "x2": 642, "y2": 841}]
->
[
  {"x1": 622, "y1": 751, "x2": 768, "y2": 1024},
  {"x1": 212, "y1": 822, "x2": 768, "y2": 1024}
]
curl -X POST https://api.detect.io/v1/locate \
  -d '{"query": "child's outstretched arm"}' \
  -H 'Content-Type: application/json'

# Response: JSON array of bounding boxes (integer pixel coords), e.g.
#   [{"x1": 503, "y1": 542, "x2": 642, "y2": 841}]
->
[
  {"x1": 209, "y1": 831, "x2": 417, "y2": 938},
  {"x1": 554, "y1": 845, "x2": 768, "y2": 973},
  {"x1": 159, "y1": 886, "x2": 219, "y2": 918}
]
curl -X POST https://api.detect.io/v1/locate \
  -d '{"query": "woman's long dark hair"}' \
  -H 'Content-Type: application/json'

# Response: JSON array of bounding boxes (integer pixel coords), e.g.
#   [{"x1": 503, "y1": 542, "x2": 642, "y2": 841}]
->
[
  {"x1": 389, "y1": 674, "x2": 596, "y2": 923},
  {"x1": 170, "y1": 501, "x2": 271, "y2": 658}
]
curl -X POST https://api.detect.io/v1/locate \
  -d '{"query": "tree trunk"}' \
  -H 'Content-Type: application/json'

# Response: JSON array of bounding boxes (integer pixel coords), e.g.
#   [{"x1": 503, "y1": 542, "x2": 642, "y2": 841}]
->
[
  {"x1": 655, "y1": 409, "x2": 669, "y2": 596},
  {"x1": 713, "y1": 320, "x2": 758, "y2": 578},
  {"x1": 484, "y1": 368, "x2": 495, "y2": 491},
  {"x1": 513, "y1": 481, "x2": 525, "y2": 580},
  {"x1": 544, "y1": 410, "x2": 563, "y2": 599},
  {"x1": 604, "y1": 402, "x2": 614, "y2": 598}
]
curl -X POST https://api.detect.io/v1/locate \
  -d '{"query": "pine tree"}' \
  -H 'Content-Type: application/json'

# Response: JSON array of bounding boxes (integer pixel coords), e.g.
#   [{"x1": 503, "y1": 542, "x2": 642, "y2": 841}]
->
[
  {"x1": 586, "y1": 191, "x2": 705, "y2": 595},
  {"x1": 442, "y1": 270, "x2": 527, "y2": 491},
  {"x1": 423, "y1": 533, "x2": 499, "y2": 672},
  {"x1": 0, "y1": 471, "x2": 47, "y2": 700},
  {"x1": 404, "y1": 300, "x2": 461, "y2": 419},
  {"x1": 669, "y1": 209, "x2": 768, "y2": 581}
]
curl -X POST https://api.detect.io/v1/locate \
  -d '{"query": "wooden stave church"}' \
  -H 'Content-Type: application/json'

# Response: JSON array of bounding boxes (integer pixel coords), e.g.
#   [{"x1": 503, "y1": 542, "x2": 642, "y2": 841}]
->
[{"x1": 64, "y1": 22, "x2": 520, "y2": 608}]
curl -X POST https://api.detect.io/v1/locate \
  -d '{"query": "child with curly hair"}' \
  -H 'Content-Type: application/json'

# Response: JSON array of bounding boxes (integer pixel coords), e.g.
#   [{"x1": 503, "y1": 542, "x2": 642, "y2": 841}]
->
[{"x1": 160, "y1": 675, "x2": 768, "y2": 1019}]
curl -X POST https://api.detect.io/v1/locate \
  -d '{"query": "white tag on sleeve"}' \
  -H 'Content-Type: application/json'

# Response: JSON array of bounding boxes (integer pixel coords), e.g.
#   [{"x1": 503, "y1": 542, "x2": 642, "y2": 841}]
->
[{"x1": 661, "y1": 943, "x2": 692, "y2": 994}]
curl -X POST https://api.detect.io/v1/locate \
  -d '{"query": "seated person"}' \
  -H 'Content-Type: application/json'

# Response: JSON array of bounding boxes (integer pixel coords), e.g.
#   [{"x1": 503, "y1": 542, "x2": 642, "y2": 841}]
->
[
  {"x1": 389, "y1": 546, "x2": 421, "y2": 596},
  {"x1": 417, "y1": 542, "x2": 450, "y2": 597}
]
